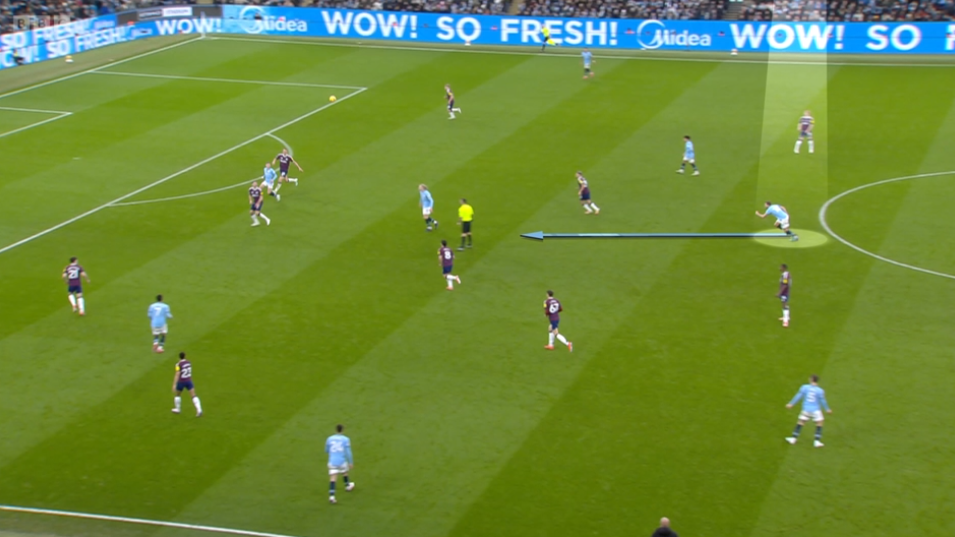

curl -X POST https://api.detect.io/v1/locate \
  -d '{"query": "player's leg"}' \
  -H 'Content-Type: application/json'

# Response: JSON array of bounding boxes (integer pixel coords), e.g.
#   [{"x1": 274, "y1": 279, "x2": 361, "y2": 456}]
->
[
  {"x1": 589, "y1": 201, "x2": 600, "y2": 214},
  {"x1": 690, "y1": 159, "x2": 699, "y2": 175},
  {"x1": 344, "y1": 470, "x2": 355, "y2": 491},
  {"x1": 581, "y1": 199, "x2": 593, "y2": 214},
  {"x1": 794, "y1": 135, "x2": 803, "y2": 153},
  {"x1": 786, "y1": 417, "x2": 807, "y2": 444},
  {"x1": 76, "y1": 292, "x2": 85, "y2": 315},
  {"x1": 554, "y1": 331, "x2": 572, "y2": 350},
  {"x1": 677, "y1": 158, "x2": 687, "y2": 173},
  {"x1": 466, "y1": 230, "x2": 472, "y2": 247},
  {"x1": 68, "y1": 292, "x2": 78, "y2": 312},
  {"x1": 808, "y1": 134, "x2": 814, "y2": 154},
  {"x1": 259, "y1": 211, "x2": 271, "y2": 225},
  {"x1": 251, "y1": 207, "x2": 260, "y2": 226},
  {"x1": 329, "y1": 472, "x2": 338, "y2": 503},
  {"x1": 448, "y1": 104, "x2": 456, "y2": 119},
  {"x1": 781, "y1": 299, "x2": 790, "y2": 327},
  {"x1": 172, "y1": 389, "x2": 182, "y2": 413},
  {"x1": 189, "y1": 387, "x2": 202, "y2": 416},
  {"x1": 445, "y1": 268, "x2": 455, "y2": 290},
  {"x1": 546, "y1": 327, "x2": 556, "y2": 349},
  {"x1": 813, "y1": 417, "x2": 824, "y2": 447},
  {"x1": 459, "y1": 231, "x2": 466, "y2": 250}
]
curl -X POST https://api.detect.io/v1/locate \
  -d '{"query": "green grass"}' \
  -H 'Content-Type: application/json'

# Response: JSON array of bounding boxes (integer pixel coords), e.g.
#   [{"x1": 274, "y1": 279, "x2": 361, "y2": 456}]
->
[{"x1": 1, "y1": 35, "x2": 954, "y2": 537}]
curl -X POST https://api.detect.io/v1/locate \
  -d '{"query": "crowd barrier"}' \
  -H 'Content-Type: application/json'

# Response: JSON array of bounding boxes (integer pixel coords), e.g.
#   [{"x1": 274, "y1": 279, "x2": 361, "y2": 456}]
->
[{"x1": 1, "y1": 5, "x2": 953, "y2": 70}]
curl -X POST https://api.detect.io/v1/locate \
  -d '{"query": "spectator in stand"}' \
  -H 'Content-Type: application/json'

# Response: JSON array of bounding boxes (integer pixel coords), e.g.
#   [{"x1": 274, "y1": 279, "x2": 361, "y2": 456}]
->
[
  {"x1": 740, "y1": 0, "x2": 954, "y2": 21},
  {"x1": 518, "y1": 0, "x2": 725, "y2": 20}
]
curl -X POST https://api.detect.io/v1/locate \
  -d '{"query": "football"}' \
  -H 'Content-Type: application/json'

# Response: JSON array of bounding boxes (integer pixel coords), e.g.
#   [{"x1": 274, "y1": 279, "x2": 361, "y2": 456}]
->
[{"x1": 329, "y1": 95, "x2": 337, "y2": 102}]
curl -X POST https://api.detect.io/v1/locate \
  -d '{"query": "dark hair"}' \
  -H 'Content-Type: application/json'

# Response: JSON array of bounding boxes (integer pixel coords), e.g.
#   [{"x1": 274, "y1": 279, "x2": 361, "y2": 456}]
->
[
  {"x1": 157, "y1": 294, "x2": 163, "y2": 302},
  {"x1": 70, "y1": 256, "x2": 77, "y2": 262},
  {"x1": 461, "y1": 198, "x2": 467, "y2": 204},
  {"x1": 441, "y1": 240, "x2": 447, "y2": 246},
  {"x1": 765, "y1": 201, "x2": 773, "y2": 206},
  {"x1": 336, "y1": 424, "x2": 344, "y2": 433},
  {"x1": 781, "y1": 264, "x2": 787, "y2": 270},
  {"x1": 811, "y1": 374, "x2": 819, "y2": 383},
  {"x1": 179, "y1": 352, "x2": 186, "y2": 359},
  {"x1": 547, "y1": 290, "x2": 554, "y2": 297},
  {"x1": 684, "y1": 135, "x2": 690, "y2": 140}
]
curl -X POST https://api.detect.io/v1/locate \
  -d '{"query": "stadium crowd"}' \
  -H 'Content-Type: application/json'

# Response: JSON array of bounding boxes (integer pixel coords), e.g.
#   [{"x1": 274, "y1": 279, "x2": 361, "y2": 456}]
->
[
  {"x1": 3, "y1": 0, "x2": 954, "y2": 35},
  {"x1": 740, "y1": 0, "x2": 955, "y2": 21}
]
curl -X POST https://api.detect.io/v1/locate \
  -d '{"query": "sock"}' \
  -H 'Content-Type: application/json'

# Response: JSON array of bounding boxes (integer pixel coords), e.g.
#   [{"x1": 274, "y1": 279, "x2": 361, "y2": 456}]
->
[
  {"x1": 467, "y1": 235, "x2": 472, "y2": 246},
  {"x1": 680, "y1": 163, "x2": 686, "y2": 170},
  {"x1": 78, "y1": 298, "x2": 85, "y2": 314},
  {"x1": 261, "y1": 213, "x2": 270, "y2": 224},
  {"x1": 329, "y1": 481, "x2": 336, "y2": 496},
  {"x1": 556, "y1": 334, "x2": 568, "y2": 345},
  {"x1": 584, "y1": 205, "x2": 593, "y2": 213},
  {"x1": 446, "y1": 275, "x2": 454, "y2": 289},
  {"x1": 274, "y1": 183, "x2": 282, "y2": 193},
  {"x1": 252, "y1": 215, "x2": 259, "y2": 223},
  {"x1": 808, "y1": 141, "x2": 814, "y2": 153},
  {"x1": 68, "y1": 295, "x2": 77, "y2": 308},
  {"x1": 795, "y1": 140, "x2": 802, "y2": 152},
  {"x1": 785, "y1": 229, "x2": 793, "y2": 236},
  {"x1": 692, "y1": 163, "x2": 698, "y2": 171},
  {"x1": 174, "y1": 396, "x2": 182, "y2": 411},
  {"x1": 548, "y1": 332, "x2": 555, "y2": 346},
  {"x1": 815, "y1": 426, "x2": 823, "y2": 440},
  {"x1": 792, "y1": 423, "x2": 803, "y2": 438},
  {"x1": 153, "y1": 336, "x2": 159, "y2": 345},
  {"x1": 453, "y1": 108, "x2": 461, "y2": 112},
  {"x1": 159, "y1": 334, "x2": 166, "y2": 345},
  {"x1": 449, "y1": 112, "x2": 455, "y2": 118},
  {"x1": 269, "y1": 192, "x2": 275, "y2": 197},
  {"x1": 783, "y1": 307, "x2": 790, "y2": 322},
  {"x1": 343, "y1": 475, "x2": 350, "y2": 485},
  {"x1": 290, "y1": 178, "x2": 298, "y2": 184},
  {"x1": 193, "y1": 396, "x2": 202, "y2": 413},
  {"x1": 460, "y1": 236, "x2": 466, "y2": 248},
  {"x1": 590, "y1": 203, "x2": 599, "y2": 211}
]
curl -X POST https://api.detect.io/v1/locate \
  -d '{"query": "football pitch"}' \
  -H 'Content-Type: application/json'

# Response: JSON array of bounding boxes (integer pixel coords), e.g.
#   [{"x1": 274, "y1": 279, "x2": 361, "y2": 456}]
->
[{"x1": 1, "y1": 34, "x2": 954, "y2": 537}]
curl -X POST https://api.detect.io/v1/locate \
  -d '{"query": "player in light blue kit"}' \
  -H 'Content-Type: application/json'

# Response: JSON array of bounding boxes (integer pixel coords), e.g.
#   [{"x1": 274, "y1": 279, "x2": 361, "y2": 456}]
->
[
  {"x1": 326, "y1": 424, "x2": 356, "y2": 504},
  {"x1": 581, "y1": 49, "x2": 594, "y2": 79},
  {"x1": 785, "y1": 375, "x2": 832, "y2": 448},
  {"x1": 676, "y1": 135, "x2": 699, "y2": 176},
  {"x1": 419, "y1": 184, "x2": 438, "y2": 231},
  {"x1": 756, "y1": 201, "x2": 798, "y2": 241},
  {"x1": 148, "y1": 294, "x2": 173, "y2": 353},
  {"x1": 261, "y1": 163, "x2": 280, "y2": 201}
]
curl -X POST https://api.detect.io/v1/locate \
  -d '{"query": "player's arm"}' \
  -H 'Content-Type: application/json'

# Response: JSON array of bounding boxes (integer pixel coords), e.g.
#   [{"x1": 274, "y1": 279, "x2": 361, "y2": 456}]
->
[
  {"x1": 345, "y1": 440, "x2": 354, "y2": 468},
  {"x1": 81, "y1": 269, "x2": 90, "y2": 283},
  {"x1": 172, "y1": 369, "x2": 180, "y2": 392},
  {"x1": 820, "y1": 391, "x2": 832, "y2": 413},
  {"x1": 755, "y1": 210, "x2": 767, "y2": 218},
  {"x1": 61, "y1": 267, "x2": 67, "y2": 281},
  {"x1": 785, "y1": 387, "x2": 805, "y2": 408},
  {"x1": 291, "y1": 156, "x2": 303, "y2": 171}
]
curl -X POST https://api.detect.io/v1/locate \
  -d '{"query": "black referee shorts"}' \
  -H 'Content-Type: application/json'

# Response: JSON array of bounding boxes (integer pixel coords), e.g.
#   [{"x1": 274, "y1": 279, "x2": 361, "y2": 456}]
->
[{"x1": 462, "y1": 221, "x2": 472, "y2": 233}]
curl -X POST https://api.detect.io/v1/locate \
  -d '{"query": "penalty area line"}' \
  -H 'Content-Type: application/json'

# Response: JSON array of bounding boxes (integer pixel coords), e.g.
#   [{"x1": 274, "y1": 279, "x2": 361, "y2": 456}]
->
[
  {"x1": 0, "y1": 504, "x2": 302, "y2": 537},
  {"x1": 0, "y1": 86, "x2": 366, "y2": 256}
]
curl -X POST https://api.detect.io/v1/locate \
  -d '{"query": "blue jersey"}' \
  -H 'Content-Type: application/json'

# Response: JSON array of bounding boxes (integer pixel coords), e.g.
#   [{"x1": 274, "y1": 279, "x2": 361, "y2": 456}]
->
[
  {"x1": 263, "y1": 167, "x2": 277, "y2": 186},
  {"x1": 325, "y1": 433, "x2": 353, "y2": 466},
  {"x1": 420, "y1": 190, "x2": 434, "y2": 209},
  {"x1": 789, "y1": 384, "x2": 829, "y2": 413},
  {"x1": 684, "y1": 140, "x2": 695, "y2": 158},
  {"x1": 148, "y1": 302, "x2": 172, "y2": 328},
  {"x1": 766, "y1": 204, "x2": 788, "y2": 220},
  {"x1": 582, "y1": 51, "x2": 593, "y2": 67}
]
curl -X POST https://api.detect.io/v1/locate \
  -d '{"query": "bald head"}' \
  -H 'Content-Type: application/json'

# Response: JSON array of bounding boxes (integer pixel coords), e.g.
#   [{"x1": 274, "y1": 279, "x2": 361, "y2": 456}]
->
[{"x1": 660, "y1": 517, "x2": 670, "y2": 527}]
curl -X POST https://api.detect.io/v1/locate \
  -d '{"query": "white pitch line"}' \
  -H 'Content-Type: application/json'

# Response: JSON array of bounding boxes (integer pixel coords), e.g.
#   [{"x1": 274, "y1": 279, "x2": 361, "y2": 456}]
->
[
  {"x1": 0, "y1": 504, "x2": 301, "y2": 537},
  {"x1": 266, "y1": 133, "x2": 294, "y2": 156},
  {"x1": 0, "y1": 36, "x2": 203, "y2": 102},
  {"x1": 212, "y1": 35, "x2": 955, "y2": 68},
  {"x1": 110, "y1": 179, "x2": 253, "y2": 207},
  {"x1": 93, "y1": 70, "x2": 364, "y2": 90},
  {"x1": 0, "y1": 112, "x2": 71, "y2": 140},
  {"x1": 818, "y1": 170, "x2": 955, "y2": 281},
  {"x1": 0, "y1": 87, "x2": 366, "y2": 256},
  {"x1": 0, "y1": 105, "x2": 72, "y2": 115}
]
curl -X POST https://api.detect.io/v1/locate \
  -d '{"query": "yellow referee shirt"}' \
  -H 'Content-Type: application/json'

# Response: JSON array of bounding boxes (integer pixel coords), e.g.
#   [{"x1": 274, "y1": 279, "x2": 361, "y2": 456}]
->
[{"x1": 458, "y1": 203, "x2": 474, "y2": 222}]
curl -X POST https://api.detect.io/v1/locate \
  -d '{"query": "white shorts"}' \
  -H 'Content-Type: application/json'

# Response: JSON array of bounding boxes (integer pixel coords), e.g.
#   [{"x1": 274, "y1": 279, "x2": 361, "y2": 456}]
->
[
  {"x1": 776, "y1": 217, "x2": 790, "y2": 229},
  {"x1": 328, "y1": 463, "x2": 350, "y2": 476},
  {"x1": 152, "y1": 325, "x2": 168, "y2": 336},
  {"x1": 799, "y1": 410, "x2": 824, "y2": 423},
  {"x1": 422, "y1": 207, "x2": 433, "y2": 217},
  {"x1": 262, "y1": 181, "x2": 275, "y2": 191}
]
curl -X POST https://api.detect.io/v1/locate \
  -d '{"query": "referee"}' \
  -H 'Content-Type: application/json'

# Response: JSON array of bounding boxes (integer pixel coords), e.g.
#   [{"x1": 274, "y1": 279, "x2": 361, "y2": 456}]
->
[{"x1": 458, "y1": 198, "x2": 474, "y2": 250}]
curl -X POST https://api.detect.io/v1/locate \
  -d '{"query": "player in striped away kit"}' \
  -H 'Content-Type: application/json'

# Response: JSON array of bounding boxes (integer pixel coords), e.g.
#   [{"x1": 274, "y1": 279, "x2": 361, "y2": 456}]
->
[
  {"x1": 62, "y1": 256, "x2": 90, "y2": 315},
  {"x1": 439, "y1": 240, "x2": 462, "y2": 290},
  {"x1": 445, "y1": 84, "x2": 462, "y2": 120},
  {"x1": 249, "y1": 181, "x2": 270, "y2": 227},
  {"x1": 576, "y1": 171, "x2": 600, "y2": 215},
  {"x1": 777, "y1": 264, "x2": 791, "y2": 328},
  {"x1": 544, "y1": 290, "x2": 573, "y2": 352},
  {"x1": 794, "y1": 110, "x2": 815, "y2": 154},
  {"x1": 272, "y1": 148, "x2": 302, "y2": 191},
  {"x1": 785, "y1": 375, "x2": 832, "y2": 448},
  {"x1": 172, "y1": 352, "x2": 203, "y2": 417}
]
